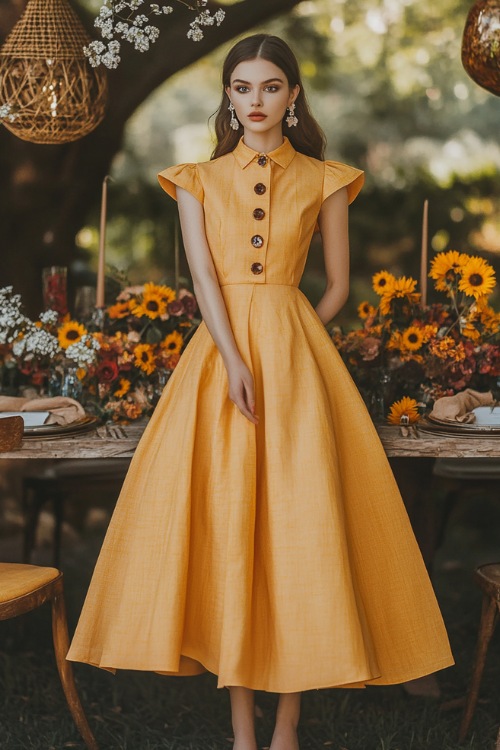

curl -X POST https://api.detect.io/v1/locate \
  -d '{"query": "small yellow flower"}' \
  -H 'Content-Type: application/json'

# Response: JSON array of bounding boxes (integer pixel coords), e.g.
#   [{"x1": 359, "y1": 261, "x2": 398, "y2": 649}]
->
[
  {"x1": 58, "y1": 320, "x2": 87, "y2": 349},
  {"x1": 114, "y1": 377, "x2": 131, "y2": 397},
  {"x1": 161, "y1": 330, "x2": 184, "y2": 355},
  {"x1": 134, "y1": 343, "x2": 156, "y2": 375},
  {"x1": 387, "y1": 396, "x2": 420, "y2": 425},
  {"x1": 372, "y1": 270, "x2": 396, "y2": 296},
  {"x1": 401, "y1": 326, "x2": 424, "y2": 352},
  {"x1": 357, "y1": 301, "x2": 377, "y2": 320},
  {"x1": 458, "y1": 256, "x2": 496, "y2": 300}
]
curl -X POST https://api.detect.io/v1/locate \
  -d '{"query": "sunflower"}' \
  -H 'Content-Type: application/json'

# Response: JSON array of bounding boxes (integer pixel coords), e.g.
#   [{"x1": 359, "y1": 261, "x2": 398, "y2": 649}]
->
[
  {"x1": 458, "y1": 256, "x2": 496, "y2": 300},
  {"x1": 145, "y1": 282, "x2": 176, "y2": 305},
  {"x1": 134, "y1": 343, "x2": 156, "y2": 375},
  {"x1": 131, "y1": 288, "x2": 167, "y2": 320},
  {"x1": 401, "y1": 326, "x2": 424, "y2": 352},
  {"x1": 108, "y1": 301, "x2": 131, "y2": 319},
  {"x1": 357, "y1": 301, "x2": 376, "y2": 320},
  {"x1": 372, "y1": 270, "x2": 396, "y2": 296},
  {"x1": 387, "y1": 396, "x2": 420, "y2": 425},
  {"x1": 378, "y1": 276, "x2": 419, "y2": 316},
  {"x1": 429, "y1": 250, "x2": 469, "y2": 292},
  {"x1": 161, "y1": 330, "x2": 184, "y2": 355},
  {"x1": 114, "y1": 377, "x2": 131, "y2": 398},
  {"x1": 58, "y1": 320, "x2": 87, "y2": 349}
]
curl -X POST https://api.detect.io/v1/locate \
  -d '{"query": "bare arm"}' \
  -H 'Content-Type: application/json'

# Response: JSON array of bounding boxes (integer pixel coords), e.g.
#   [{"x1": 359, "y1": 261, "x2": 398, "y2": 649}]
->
[
  {"x1": 315, "y1": 186, "x2": 350, "y2": 326},
  {"x1": 176, "y1": 186, "x2": 258, "y2": 425}
]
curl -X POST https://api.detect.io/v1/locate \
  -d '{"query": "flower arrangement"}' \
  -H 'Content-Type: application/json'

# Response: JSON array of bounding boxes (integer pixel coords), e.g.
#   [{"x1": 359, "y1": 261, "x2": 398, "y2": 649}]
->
[
  {"x1": 331, "y1": 250, "x2": 500, "y2": 422},
  {"x1": 0, "y1": 282, "x2": 199, "y2": 422}
]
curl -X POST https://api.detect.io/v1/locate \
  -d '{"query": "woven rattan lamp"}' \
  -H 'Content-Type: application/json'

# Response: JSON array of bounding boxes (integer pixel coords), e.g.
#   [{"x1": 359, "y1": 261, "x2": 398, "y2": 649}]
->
[{"x1": 0, "y1": 0, "x2": 108, "y2": 144}]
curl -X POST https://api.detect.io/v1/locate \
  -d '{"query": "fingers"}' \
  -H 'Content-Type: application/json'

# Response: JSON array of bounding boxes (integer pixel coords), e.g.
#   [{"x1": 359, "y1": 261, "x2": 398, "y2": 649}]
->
[{"x1": 232, "y1": 380, "x2": 258, "y2": 425}]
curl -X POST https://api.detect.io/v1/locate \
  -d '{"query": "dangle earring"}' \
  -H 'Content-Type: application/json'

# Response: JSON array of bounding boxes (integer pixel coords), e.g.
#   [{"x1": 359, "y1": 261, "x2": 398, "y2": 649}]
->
[
  {"x1": 228, "y1": 101, "x2": 240, "y2": 130},
  {"x1": 286, "y1": 102, "x2": 298, "y2": 127}
]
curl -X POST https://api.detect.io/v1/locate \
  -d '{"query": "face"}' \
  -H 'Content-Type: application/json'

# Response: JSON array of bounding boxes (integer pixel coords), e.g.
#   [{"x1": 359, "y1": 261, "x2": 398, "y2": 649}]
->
[{"x1": 225, "y1": 57, "x2": 300, "y2": 135}]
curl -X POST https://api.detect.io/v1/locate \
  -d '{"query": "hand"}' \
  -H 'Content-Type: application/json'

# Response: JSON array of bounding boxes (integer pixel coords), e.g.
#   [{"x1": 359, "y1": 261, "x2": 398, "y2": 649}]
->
[{"x1": 226, "y1": 358, "x2": 259, "y2": 425}]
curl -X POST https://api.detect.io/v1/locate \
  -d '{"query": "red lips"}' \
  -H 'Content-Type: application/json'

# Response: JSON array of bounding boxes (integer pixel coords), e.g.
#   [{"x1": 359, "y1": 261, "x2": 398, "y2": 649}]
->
[{"x1": 248, "y1": 113, "x2": 267, "y2": 120}]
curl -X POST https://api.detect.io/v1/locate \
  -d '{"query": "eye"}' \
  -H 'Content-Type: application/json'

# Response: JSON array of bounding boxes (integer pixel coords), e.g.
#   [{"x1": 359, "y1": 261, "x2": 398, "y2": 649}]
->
[
  {"x1": 264, "y1": 85, "x2": 280, "y2": 92},
  {"x1": 235, "y1": 85, "x2": 250, "y2": 93}
]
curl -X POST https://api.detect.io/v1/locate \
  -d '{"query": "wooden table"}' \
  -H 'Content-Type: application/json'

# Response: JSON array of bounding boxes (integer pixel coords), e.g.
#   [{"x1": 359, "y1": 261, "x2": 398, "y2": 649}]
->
[
  {"x1": 2, "y1": 422, "x2": 500, "y2": 460},
  {"x1": 2, "y1": 421, "x2": 499, "y2": 570}
]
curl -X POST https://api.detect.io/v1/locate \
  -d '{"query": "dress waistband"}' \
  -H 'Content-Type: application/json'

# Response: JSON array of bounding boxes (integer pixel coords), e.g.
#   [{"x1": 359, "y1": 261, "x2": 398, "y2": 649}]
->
[{"x1": 219, "y1": 282, "x2": 299, "y2": 288}]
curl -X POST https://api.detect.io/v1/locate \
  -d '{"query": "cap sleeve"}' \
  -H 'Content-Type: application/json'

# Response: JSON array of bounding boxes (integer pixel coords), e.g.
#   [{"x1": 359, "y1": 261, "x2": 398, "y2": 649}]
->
[
  {"x1": 322, "y1": 160, "x2": 364, "y2": 205},
  {"x1": 157, "y1": 163, "x2": 204, "y2": 204}
]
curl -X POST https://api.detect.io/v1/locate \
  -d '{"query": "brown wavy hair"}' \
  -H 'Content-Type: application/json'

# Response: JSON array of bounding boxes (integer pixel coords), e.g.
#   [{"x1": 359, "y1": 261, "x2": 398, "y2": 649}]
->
[{"x1": 210, "y1": 34, "x2": 326, "y2": 161}]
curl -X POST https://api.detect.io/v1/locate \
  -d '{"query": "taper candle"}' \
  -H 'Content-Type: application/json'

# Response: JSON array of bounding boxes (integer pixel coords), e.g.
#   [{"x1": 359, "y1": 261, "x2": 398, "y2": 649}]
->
[
  {"x1": 420, "y1": 199, "x2": 429, "y2": 307},
  {"x1": 96, "y1": 175, "x2": 111, "y2": 308}
]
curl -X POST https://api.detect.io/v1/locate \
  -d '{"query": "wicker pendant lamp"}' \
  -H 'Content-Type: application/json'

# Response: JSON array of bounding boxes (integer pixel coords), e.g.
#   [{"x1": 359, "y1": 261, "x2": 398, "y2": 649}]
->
[{"x1": 0, "y1": 0, "x2": 108, "y2": 143}]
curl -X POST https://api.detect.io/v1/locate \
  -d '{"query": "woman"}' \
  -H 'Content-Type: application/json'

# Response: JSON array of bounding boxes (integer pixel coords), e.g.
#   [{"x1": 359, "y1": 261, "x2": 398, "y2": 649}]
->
[{"x1": 67, "y1": 34, "x2": 454, "y2": 750}]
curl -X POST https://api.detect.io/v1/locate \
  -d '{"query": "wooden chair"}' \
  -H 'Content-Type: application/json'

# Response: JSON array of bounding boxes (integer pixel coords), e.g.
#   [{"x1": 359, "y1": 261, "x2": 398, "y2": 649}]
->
[
  {"x1": 459, "y1": 563, "x2": 500, "y2": 744},
  {"x1": 0, "y1": 562, "x2": 98, "y2": 749}
]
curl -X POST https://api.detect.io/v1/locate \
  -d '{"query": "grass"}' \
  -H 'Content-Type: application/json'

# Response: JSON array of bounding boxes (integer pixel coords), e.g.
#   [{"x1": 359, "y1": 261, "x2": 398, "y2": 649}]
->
[{"x1": 1, "y1": 485, "x2": 500, "y2": 749}]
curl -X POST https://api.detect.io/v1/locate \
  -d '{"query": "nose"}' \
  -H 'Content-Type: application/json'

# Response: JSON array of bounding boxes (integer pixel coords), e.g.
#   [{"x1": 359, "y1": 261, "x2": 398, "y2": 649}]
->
[{"x1": 251, "y1": 89, "x2": 263, "y2": 107}]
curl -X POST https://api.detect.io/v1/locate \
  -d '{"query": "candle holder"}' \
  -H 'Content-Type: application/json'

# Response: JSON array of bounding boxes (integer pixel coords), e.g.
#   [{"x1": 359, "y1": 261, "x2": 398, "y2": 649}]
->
[{"x1": 42, "y1": 266, "x2": 68, "y2": 316}]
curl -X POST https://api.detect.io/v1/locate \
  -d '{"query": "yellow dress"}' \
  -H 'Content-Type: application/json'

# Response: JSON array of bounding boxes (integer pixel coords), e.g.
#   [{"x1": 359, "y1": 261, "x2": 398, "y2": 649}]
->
[{"x1": 67, "y1": 135, "x2": 454, "y2": 693}]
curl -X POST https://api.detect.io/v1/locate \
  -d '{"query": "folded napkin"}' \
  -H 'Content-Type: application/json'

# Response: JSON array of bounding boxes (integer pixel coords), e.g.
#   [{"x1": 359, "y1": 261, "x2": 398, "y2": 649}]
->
[
  {"x1": 430, "y1": 388, "x2": 495, "y2": 424},
  {"x1": 0, "y1": 395, "x2": 86, "y2": 426}
]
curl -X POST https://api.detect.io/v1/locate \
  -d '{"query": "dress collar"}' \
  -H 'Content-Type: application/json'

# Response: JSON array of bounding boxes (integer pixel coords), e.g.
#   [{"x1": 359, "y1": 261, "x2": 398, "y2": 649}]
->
[{"x1": 232, "y1": 135, "x2": 296, "y2": 170}]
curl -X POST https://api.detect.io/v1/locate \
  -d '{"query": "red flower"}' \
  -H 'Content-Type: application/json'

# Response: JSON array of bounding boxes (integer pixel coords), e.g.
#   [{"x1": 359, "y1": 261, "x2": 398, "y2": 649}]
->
[
  {"x1": 167, "y1": 299, "x2": 184, "y2": 316},
  {"x1": 181, "y1": 295, "x2": 198, "y2": 317},
  {"x1": 96, "y1": 358, "x2": 119, "y2": 383}
]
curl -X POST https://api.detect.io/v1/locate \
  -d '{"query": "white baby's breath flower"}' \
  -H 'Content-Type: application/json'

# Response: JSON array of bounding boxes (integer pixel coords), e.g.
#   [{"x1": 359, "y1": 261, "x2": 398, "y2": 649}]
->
[
  {"x1": 214, "y1": 8, "x2": 225, "y2": 24},
  {"x1": 95, "y1": 17, "x2": 114, "y2": 39},
  {"x1": 39, "y1": 310, "x2": 59, "y2": 325},
  {"x1": 99, "y1": 5, "x2": 112, "y2": 17},
  {"x1": 84, "y1": 40, "x2": 106, "y2": 67},
  {"x1": 0, "y1": 103, "x2": 18, "y2": 122},
  {"x1": 65, "y1": 334, "x2": 100, "y2": 367},
  {"x1": 187, "y1": 25, "x2": 203, "y2": 41},
  {"x1": 144, "y1": 25, "x2": 160, "y2": 41},
  {"x1": 162, "y1": 5, "x2": 173, "y2": 13},
  {"x1": 150, "y1": 3, "x2": 161, "y2": 13}
]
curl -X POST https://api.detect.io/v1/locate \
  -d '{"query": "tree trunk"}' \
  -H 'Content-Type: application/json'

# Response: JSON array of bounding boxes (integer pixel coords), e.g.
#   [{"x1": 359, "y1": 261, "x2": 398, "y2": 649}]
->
[{"x1": 0, "y1": 0, "x2": 302, "y2": 314}]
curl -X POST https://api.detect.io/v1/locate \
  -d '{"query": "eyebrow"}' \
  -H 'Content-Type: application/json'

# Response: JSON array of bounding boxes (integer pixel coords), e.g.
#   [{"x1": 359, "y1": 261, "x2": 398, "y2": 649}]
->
[{"x1": 232, "y1": 78, "x2": 284, "y2": 84}]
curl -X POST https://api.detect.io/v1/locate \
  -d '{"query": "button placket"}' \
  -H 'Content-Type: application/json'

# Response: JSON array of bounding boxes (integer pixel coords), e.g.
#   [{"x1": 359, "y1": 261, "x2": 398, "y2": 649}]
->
[{"x1": 250, "y1": 162, "x2": 270, "y2": 280}]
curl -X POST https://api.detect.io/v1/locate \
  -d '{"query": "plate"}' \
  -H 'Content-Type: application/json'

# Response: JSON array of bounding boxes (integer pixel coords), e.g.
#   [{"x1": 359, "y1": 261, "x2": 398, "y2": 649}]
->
[
  {"x1": 473, "y1": 406, "x2": 500, "y2": 426},
  {"x1": 420, "y1": 415, "x2": 500, "y2": 437},
  {"x1": 22, "y1": 415, "x2": 99, "y2": 439},
  {"x1": 0, "y1": 411, "x2": 50, "y2": 427}
]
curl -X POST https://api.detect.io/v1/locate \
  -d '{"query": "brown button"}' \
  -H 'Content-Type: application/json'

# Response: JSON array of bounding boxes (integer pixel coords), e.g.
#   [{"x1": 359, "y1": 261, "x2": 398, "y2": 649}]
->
[
  {"x1": 254, "y1": 183, "x2": 266, "y2": 195},
  {"x1": 251, "y1": 262, "x2": 263, "y2": 274},
  {"x1": 253, "y1": 208, "x2": 265, "y2": 220},
  {"x1": 257, "y1": 155, "x2": 268, "y2": 167},
  {"x1": 251, "y1": 235, "x2": 264, "y2": 248}
]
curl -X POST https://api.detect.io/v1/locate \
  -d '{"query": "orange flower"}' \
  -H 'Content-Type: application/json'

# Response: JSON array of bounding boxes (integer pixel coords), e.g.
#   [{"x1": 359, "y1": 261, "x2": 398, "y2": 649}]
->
[
  {"x1": 108, "y1": 301, "x2": 131, "y2": 319},
  {"x1": 387, "y1": 396, "x2": 420, "y2": 425}
]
